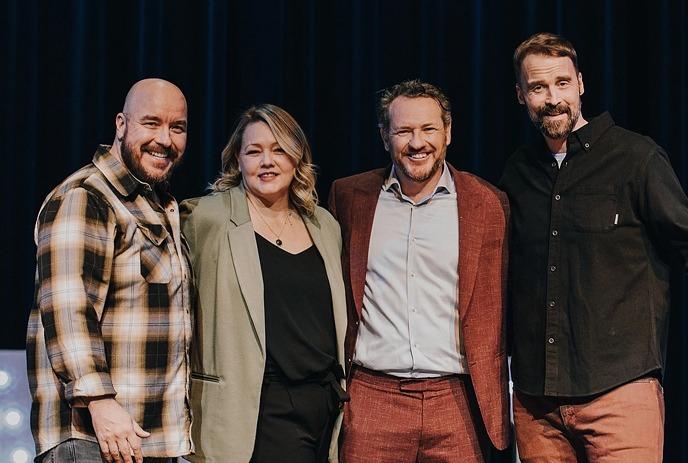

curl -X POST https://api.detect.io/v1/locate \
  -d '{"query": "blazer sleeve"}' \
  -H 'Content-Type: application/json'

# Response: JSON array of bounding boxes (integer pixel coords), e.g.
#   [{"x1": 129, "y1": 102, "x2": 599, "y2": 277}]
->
[
  {"x1": 496, "y1": 190, "x2": 512, "y2": 356},
  {"x1": 328, "y1": 180, "x2": 339, "y2": 220},
  {"x1": 180, "y1": 197, "x2": 201, "y2": 262}
]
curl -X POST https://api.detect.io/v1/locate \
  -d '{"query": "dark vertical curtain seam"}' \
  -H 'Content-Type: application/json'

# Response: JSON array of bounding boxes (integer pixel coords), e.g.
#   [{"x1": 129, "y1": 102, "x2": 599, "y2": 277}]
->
[
  {"x1": 659, "y1": 0, "x2": 670, "y2": 149},
  {"x1": 350, "y1": 1, "x2": 363, "y2": 173},
  {"x1": 306, "y1": 0, "x2": 317, "y2": 142},
  {"x1": 603, "y1": 0, "x2": 613, "y2": 113},
  {"x1": 470, "y1": 0, "x2": 483, "y2": 173},
  {"x1": 203, "y1": 0, "x2": 217, "y2": 185},
  {"x1": 5, "y1": 0, "x2": 19, "y2": 305},
  {"x1": 96, "y1": 1, "x2": 107, "y2": 144},
  {"x1": 67, "y1": 0, "x2": 86, "y2": 167},
  {"x1": 137, "y1": 1, "x2": 146, "y2": 77},
  {"x1": 155, "y1": 0, "x2": 164, "y2": 74}
]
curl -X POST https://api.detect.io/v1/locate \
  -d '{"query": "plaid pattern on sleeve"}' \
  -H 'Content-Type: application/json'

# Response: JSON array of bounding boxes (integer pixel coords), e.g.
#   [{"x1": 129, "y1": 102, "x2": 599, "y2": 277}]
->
[{"x1": 26, "y1": 146, "x2": 193, "y2": 458}]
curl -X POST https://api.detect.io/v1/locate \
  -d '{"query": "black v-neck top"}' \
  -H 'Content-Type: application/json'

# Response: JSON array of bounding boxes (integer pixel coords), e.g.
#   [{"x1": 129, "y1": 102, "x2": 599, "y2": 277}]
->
[{"x1": 255, "y1": 233, "x2": 337, "y2": 381}]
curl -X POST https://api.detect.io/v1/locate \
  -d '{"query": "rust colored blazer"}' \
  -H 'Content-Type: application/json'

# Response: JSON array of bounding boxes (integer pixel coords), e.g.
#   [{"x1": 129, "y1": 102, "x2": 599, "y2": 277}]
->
[{"x1": 328, "y1": 164, "x2": 510, "y2": 450}]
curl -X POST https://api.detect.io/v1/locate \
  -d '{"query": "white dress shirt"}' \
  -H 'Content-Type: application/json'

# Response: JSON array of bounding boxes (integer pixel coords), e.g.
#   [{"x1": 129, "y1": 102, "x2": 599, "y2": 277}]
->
[{"x1": 353, "y1": 163, "x2": 468, "y2": 378}]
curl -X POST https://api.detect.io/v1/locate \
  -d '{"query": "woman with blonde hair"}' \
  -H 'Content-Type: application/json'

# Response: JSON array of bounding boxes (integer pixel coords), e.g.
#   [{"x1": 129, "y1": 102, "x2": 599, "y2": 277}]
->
[{"x1": 182, "y1": 104, "x2": 348, "y2": 462}]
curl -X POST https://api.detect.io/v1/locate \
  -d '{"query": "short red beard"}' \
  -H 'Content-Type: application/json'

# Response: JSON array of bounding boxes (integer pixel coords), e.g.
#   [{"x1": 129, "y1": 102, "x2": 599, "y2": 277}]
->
[
  {"x1": 531, "y1": 103, "x2": 580, "y2": 140},
  {"x1": 396, "y1": 152, "x2": 445, "y2": 184}
]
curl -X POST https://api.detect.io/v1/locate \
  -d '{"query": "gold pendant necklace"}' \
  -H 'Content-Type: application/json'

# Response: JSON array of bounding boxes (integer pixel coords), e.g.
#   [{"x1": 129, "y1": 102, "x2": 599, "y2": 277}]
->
[{"x1": 246, "y1": 194, "x2": 292, "y2": 246}]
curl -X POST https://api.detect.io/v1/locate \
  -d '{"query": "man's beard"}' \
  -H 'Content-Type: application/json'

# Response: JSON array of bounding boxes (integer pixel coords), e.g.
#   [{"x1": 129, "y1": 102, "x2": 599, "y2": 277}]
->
[
  {"x1": 395, "y1": 149, "x2": 445, "y2": 185},
  {"x1": 392, "y1": 145, "x2": 447, "y2": 183},
  {"x1": 530, "y1": 102, "x2": 580, "y2": 140},
  {"x1": 120, "y1": 134, "x2": 178, "y2": 185}
]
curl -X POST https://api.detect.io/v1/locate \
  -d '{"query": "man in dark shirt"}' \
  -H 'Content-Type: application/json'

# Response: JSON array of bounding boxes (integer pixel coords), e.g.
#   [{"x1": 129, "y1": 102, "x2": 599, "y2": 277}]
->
[{"x1": 500, "y1": 32, "x2": 688, "y2": 462}]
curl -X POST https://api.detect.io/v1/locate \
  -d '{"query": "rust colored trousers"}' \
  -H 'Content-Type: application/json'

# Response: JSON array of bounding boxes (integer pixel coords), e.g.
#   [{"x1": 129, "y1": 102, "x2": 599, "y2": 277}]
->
[
  {"x1": 340, "y1": 366, "x2": 487, "y2": 463},
  {"x1": 513, "y1": 376, "x2": 665, "y2": 463}
]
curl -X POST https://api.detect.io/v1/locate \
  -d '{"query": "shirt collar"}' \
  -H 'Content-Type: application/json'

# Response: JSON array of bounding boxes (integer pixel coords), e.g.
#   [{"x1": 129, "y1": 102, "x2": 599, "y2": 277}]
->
[
  {"x1": 383, "y1": 161, "x2": 455, "y2": 203},
  {"x1": 92, "y1": 145, "x2": 169, "y2": 201},
  {"x1": 532, "y1": 112, "x2": 616, "y2": 163},
  {"x1": 569, "y1": 112, "x2": 615, "y2": 153}
]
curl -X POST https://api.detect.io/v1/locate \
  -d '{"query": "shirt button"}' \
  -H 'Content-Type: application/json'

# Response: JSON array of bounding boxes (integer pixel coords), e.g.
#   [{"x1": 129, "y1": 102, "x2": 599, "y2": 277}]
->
[
  {"x1": 552, "y1": 229, "x2": 558, "y2": 236},
  {"x1": 549, "y1": 265, "x2": 557, "y2": 272},
  {"x1": 554, "y1": 194, "x2": 561, "y2": 201},
  {"x1": 412, "y1": 307, "x2": 417, "y2": 313},
  {"x1": 410, "y1": 272, "x2": 416, "y2": 278},
  {"x1": 584, "y1": 143, "x2": 590, "y2": 149},
  {"x1": 548, "y1": 337, "x2": 555, "y2": 344},
  {"x1": 549, "y1": 300, "x2": 556, "y2": 307}
]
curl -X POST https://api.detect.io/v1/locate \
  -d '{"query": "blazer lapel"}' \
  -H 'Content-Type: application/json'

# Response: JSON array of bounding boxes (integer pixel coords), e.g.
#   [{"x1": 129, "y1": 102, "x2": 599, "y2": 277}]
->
[
  {"x1": 452, "y1": 167, "x2": 486, "y2": 321},
  {"x1": 306, "y1": 217, "x2": 347, "y2": 366},
  {"x1": 349, "y1": 174, "x2": 385, "y2": 315},
  {"x1": 226, "y1": 186, "x2": 266, "y2": 356}
]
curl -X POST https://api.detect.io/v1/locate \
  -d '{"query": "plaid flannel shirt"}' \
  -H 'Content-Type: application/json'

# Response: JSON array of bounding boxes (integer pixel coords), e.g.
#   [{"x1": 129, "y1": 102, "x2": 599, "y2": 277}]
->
[{"x1": 26, "y1": 146, "x2": 194, "y2": 458}]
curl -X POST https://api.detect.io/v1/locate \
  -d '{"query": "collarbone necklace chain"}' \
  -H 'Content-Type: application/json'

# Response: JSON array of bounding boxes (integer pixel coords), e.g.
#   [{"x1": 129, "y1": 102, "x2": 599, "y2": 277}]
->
[{"x1": 246, "y1": 194, "x2": 293, "y2": 246}]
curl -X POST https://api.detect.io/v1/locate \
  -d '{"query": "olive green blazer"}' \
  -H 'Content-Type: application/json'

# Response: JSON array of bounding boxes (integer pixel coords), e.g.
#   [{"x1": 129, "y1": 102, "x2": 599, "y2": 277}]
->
[{"x1": 181, "y1": 184, "x2": 347, "y2": 462}]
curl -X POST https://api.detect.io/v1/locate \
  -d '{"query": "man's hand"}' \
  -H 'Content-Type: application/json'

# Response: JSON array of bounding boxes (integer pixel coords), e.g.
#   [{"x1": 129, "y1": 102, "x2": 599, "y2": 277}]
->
[{"x1": 87, "y1": 397, "x2": 150, "y2": 463}]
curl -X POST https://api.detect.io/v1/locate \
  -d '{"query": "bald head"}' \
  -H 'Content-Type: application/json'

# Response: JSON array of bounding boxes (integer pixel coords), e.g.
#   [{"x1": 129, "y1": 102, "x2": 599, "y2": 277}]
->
[
  {"x1": 122, "y1": 78, "x2": 187, "y2": 116},
  {"x1": 113, "y1": 78, "x2": 188, "y2": 185}
]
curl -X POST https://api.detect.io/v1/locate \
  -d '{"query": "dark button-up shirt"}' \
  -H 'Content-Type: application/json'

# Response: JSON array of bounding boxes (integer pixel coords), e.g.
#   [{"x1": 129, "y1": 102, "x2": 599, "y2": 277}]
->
[{"x1": 500, "y1": 113, "x2": 688, "y2": 396}]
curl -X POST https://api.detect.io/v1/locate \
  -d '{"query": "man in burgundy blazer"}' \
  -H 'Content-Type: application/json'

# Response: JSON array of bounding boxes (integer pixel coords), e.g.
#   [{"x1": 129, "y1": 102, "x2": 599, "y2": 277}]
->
[{"x1": 329, "y1": 79, "x2": 510, "y2": 462}]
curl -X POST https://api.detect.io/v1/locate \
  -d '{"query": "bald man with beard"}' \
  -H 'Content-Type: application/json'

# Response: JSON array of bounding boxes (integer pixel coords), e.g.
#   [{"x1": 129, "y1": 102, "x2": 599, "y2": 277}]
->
[{"x1": 27, "y1": 79, "x2": 193, "y2": 463}]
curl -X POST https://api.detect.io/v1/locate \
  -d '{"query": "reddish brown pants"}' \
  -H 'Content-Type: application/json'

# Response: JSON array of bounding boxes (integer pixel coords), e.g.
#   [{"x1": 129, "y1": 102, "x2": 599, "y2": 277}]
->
[
  {"x1": 340, "y1": 366, "x2": 485, "y2": 463},
  {"x1": 513, "y1": 377, "x2": 665, "y2": 463}
]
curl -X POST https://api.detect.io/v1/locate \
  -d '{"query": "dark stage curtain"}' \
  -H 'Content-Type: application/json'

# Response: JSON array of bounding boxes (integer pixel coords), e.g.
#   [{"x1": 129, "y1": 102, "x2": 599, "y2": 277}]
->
[{"x1": 2, "y1": 1, "x2": 686, "y2": 460}]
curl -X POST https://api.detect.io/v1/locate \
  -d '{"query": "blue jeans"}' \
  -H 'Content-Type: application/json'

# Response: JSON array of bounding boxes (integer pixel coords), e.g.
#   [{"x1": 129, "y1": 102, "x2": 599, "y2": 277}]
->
[{"x1": 41, "y1": 438, "x2": 178, "y2": 463}]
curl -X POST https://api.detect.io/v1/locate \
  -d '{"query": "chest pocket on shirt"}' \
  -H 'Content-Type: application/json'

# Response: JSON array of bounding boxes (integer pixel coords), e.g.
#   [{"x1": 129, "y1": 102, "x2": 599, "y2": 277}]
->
[
  {"x1": 571, "y1": 186, "x2": 618, "y2": 233},
  {"x1": 137, "y1": 223, "x2": 172, "y2": 284}
]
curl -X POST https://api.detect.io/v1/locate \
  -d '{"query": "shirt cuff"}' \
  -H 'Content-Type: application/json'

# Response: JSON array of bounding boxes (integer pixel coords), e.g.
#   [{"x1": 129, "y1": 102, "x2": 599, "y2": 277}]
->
[{"x1": 64, "y1": 372, "x2": 117, "y2": 403}]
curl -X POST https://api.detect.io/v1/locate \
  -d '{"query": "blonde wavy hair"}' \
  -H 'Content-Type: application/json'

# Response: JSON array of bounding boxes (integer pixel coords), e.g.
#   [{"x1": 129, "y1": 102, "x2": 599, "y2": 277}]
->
[{"x1": 210, "y1": 104, "x2": 318, "y2": 217}]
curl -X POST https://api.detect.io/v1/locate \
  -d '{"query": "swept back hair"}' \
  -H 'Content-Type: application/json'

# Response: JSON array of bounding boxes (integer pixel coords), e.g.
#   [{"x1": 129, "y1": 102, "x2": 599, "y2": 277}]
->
[
  {"x1": 376, "y1": 79, "x2": 452, "y2": 135},
  {"x1": 513, "y1": 32, "x2": 579, "y2": 85}
]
